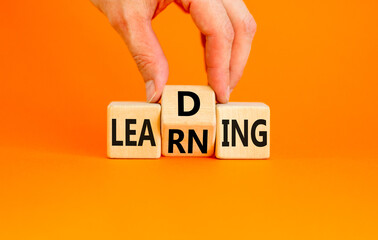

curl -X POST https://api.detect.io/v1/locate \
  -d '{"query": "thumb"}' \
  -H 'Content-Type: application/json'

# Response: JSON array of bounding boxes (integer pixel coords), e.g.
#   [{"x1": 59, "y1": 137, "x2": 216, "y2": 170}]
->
[{"x1": 112, "y1": 15, "x2": 168, "y2": 102}]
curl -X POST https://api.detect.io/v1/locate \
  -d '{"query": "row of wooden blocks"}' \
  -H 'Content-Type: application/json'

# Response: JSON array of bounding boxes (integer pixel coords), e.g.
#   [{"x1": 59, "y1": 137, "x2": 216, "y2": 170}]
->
[{"x1": 107, "y1": 86, "x2": 270, "y2": 159}]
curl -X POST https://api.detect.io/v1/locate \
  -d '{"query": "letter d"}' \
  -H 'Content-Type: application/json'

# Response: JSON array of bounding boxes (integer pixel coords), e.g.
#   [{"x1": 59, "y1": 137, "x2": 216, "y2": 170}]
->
[{"x1": 178, "y1": 91, "x2": 200, "y2": 116}]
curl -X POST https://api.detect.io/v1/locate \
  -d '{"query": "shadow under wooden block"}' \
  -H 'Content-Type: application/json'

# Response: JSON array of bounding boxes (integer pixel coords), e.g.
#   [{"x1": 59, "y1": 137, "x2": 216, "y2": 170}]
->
[
  {"x1": 161, "y1": 85, "x2": 216, "y2": 157},
  {"x1": 216, "y1": 102, "x2": 270, "y2": 159},
  {"x1": 107, "y1": 102, "x2": 161, "y2": 158}
]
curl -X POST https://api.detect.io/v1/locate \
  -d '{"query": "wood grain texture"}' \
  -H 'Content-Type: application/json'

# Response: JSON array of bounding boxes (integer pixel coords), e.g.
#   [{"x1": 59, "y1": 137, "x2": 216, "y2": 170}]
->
[
  {"x1": 107, "y1": 102, "x2": 161, "y2": 158},
  {"x1": 161, "y1": 85, "x2": 216, "y2": 156},
  {"x1": 216, "y1": 102, "x2": 270, "y2": 159}
]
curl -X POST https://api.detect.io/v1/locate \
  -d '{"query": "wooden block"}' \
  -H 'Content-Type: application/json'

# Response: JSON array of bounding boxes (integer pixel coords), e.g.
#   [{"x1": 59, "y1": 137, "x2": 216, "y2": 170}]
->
[
  {"x1": 161, "y1": 85, "x2": 216, "y2": 156},
  {"x1": 215, "y1": 102, "x2": 270, "y2": 159},
  {"x1": 107, "y1": 102, "x2": 161, "y2": 158}
]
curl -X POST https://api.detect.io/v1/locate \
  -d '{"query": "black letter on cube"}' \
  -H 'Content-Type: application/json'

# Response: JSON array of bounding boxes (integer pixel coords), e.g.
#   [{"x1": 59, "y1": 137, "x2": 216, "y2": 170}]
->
[
  {"x1": 251, "y1": 119, "x2": 267, "y2": 147},
  {"x1": 178, "y1": 91, "x2": 200, "y2": 116},
  {"x1": 112, "y1": 119, "x2": 123, "y2": 146},
  {"x1": 168, "y1": 129, "x2": 185, "y2": 153}
]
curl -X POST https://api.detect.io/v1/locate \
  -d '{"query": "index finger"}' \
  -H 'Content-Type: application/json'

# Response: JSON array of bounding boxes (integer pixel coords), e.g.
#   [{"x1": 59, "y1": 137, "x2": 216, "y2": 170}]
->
[{"x1": 177, "y1": 0, "x2": 234, "y2": 103}]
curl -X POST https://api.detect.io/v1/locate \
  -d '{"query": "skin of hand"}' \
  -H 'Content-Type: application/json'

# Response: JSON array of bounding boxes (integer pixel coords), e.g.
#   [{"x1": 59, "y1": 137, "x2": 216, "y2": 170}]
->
[{"x1": 91, "y1": 0, "x2": 256, "y2": 103}]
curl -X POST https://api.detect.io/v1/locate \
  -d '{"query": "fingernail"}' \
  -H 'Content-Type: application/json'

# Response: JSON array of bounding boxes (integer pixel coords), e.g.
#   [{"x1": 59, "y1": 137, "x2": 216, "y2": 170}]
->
[{"x1": 145, "y1": 80, "x2": 156, "y2": 103}]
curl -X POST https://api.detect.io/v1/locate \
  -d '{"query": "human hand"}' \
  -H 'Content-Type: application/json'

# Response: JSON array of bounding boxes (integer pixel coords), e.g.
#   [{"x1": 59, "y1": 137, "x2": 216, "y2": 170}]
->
[{"x1": 91, "y1": 0, "x2": 256, "y2": 103}]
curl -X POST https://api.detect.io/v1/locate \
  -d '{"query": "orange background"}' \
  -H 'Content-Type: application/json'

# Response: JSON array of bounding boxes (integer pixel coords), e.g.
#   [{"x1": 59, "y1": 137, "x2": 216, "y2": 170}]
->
[{"x1": 1, "y1": 0, "x2": 378, "y2": 239}]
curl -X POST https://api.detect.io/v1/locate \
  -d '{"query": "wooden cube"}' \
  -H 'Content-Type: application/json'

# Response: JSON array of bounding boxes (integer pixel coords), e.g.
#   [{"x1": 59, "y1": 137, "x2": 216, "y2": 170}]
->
[
  {"x1": 216, "y1": 103, "x2": 270, "y2": 159},
  {"x1": 161, "y1": 85, "x2": 216, "y2": 156},
  {"x1": 107, "y1": 102, "x2": 161, "y2": 158}
]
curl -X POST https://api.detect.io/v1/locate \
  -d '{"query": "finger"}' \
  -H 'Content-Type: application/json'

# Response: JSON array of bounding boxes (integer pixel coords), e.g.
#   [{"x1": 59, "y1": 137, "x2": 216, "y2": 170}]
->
[
  {"x1": 109, "y1": 7, "x2": 168, "y2": 103},
  {"x1": 222, "y1": 0, "x2": 256, "y2": 92},
  {"x1": 178, "y1": 0, "x2": 234, "y2": 103}
]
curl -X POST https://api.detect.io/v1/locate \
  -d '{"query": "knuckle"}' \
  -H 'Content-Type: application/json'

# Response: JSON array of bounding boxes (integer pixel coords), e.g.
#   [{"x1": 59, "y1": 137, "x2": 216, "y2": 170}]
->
[
  {"x1": 108, "y1": 10, "x2": 146, "y2": 34},
  {"x1": 241, "y1": 14, "x2": 257, "y2": 37},
  {"x1": 132, "y1": 53, "x2": 156, "y2": 72},
  {"x1": 222, "y1": 21, "x2": 235, "y2": 43},
  {"x1": 108, "y1": 12, "x2": 128, "y2": 31}
]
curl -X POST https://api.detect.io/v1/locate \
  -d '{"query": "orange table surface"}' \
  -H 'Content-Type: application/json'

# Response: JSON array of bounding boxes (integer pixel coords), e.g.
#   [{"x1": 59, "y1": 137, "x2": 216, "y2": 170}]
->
[{"x1": 1, "y1": 146, "x2": 377, "y2": 239}]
